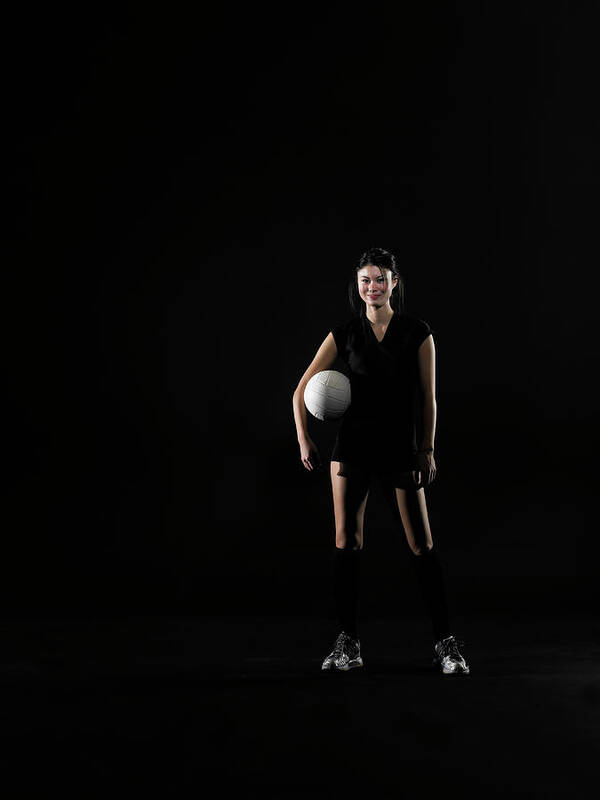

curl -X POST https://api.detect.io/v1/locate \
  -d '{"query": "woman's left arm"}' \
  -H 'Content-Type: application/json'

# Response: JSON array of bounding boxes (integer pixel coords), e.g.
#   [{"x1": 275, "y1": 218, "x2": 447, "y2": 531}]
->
[
  {"x1": 415, "y1": 334, "x2": 437, "y2": 485},
  {"x1": 417, "y1": 334, "x2": 436, "y2": 450}
]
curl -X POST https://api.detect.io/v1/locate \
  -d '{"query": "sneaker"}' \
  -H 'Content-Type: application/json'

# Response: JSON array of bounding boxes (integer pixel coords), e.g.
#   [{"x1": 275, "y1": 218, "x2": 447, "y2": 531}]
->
[
  {"x1": 321, "y1": 631, "x2": 363, "y2": 671},
  {"x1": 433, "y1": 635, "x2": 470, "y2": 674}
]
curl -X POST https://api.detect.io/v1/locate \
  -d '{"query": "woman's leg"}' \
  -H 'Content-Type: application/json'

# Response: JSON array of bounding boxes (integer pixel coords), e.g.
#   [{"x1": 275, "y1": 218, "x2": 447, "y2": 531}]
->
[
  {"x1": 378, "y1": 473, "x2": 451, "y2": 642},
  {"x1": 329, "y1": 461, "x2": 371, "y2": 638}
]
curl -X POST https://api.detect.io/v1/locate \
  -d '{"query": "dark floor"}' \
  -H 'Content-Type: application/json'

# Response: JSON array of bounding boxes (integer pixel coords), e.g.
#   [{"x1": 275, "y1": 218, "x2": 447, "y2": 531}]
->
[{"x1": 1, "y1": 611, "x2": 599, "y2": 798}]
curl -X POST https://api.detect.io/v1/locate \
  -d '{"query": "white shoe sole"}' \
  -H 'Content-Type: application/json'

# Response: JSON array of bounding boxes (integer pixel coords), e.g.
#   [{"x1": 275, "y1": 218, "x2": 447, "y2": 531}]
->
[
  {"x1": 433, "y1": 657, "x2": 470, "y2": 674},
  {"x1": 322, "y1": 657, "x2": 364, "y2": 671}
]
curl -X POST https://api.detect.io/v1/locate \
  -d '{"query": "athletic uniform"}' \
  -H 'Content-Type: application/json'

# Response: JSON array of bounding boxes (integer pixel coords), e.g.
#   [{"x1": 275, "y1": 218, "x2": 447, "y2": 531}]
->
[
  {"x1": 320, "y1": 309, "x2": 470, "y2": 674},
  {"x1": 330, "y1": 311, "x2": 434, "y2": 485}
]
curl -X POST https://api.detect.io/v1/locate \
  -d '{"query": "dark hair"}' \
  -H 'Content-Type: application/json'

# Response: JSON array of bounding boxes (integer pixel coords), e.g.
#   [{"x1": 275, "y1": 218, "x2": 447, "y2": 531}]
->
[{"x1": 348, "y1": 247, "x2": 405, "y2": 317}]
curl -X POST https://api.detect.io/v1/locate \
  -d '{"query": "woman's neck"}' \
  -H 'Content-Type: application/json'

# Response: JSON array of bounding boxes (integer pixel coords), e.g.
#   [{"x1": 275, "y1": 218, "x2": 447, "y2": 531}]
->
[{"x1": 365, "y1": 305, "x2": 394, "y2": 326}]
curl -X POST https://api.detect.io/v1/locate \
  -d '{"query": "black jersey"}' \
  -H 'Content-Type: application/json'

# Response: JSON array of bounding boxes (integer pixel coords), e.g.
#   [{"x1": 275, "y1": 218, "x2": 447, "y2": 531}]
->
[{"x1": 330, "y1": 311, "x2": 434, "y2": 473}]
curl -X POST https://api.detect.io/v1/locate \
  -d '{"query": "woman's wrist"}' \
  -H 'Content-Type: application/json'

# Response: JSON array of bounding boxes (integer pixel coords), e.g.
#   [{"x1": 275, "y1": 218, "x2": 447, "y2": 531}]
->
[{"x1": 417, "y1": 446, "x2": 434, "y2": 454}]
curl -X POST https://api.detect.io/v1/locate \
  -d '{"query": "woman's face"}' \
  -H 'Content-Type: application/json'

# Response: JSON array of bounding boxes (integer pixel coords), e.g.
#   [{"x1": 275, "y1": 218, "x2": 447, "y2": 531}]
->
[{"x1": 357, "y1": 265, "x2": 398, "y2": 309}]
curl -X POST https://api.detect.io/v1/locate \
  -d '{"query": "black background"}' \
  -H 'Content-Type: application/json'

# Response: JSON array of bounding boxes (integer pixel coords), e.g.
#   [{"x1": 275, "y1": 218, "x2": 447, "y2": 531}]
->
[{"x1": 5, "y1": 1, "x2": 598, "y2": 619}]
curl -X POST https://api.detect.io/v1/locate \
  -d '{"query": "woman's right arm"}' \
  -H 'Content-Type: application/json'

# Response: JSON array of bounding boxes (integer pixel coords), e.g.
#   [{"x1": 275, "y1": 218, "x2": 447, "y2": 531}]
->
[{"x1": 292, "y1": 332, "x2": 338, "y2": 470}]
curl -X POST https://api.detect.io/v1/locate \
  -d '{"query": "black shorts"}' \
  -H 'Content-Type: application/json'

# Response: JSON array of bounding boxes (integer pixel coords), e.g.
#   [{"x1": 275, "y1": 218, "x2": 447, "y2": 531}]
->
[
  {"x1": 330, "y1": 456, "x2": 423, "y2": 491},
  {"x1": 331, "y1": 427, "x2": 422, "y2": 489}
]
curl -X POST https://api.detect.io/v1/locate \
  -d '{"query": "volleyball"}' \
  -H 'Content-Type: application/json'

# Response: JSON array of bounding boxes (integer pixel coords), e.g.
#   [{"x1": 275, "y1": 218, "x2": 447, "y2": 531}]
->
[{"x1": 304, "y1": 370, "x2": 351, "y2": 421}]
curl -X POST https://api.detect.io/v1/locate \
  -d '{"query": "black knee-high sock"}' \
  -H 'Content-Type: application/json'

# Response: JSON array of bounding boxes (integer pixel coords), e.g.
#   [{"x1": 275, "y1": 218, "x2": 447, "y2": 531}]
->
[
  {"x1": 412, "y1": 547, "x2": 451, "y2": 642},
  {"x1": 333, "y1": 546, "x2": 361, "y2": 639}
]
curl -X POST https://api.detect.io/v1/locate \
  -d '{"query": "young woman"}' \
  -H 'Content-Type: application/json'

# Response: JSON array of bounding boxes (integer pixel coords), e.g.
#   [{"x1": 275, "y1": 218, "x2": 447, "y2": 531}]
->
[{"x1": 292, "y1": 247, "x2": 469, "y2": 675}]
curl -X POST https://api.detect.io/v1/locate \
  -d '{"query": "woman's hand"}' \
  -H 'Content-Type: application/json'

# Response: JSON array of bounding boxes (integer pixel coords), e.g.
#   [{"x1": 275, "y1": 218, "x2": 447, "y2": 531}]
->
[
  {"x1": 412, "y1": 450, "x2": 436, "y2": 487},
  {"x1": 299, "y1": 436, "x2": 323, "y2": 472}
]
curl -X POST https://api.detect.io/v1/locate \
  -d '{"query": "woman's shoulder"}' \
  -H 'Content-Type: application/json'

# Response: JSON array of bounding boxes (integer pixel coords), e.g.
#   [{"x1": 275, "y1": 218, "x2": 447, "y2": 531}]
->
[
  {"x1": 398, "y1": 311, "x2": 433, "y2": 328},
  {"x1": 396, "y1": 312, "x2": 435, "y2": 347},
  {"x1": 329, "y1": 316, "x2": 362, "y2": 361},
  {"x1": 331, "y1": 316, "x2": 361, "y2": 336}
]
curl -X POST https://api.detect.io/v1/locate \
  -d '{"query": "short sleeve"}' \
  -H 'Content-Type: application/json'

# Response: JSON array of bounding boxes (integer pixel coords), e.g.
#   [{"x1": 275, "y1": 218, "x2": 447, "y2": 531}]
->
[
  {"x1": 331, "y1": 321, "x2": 348, "y2": 363},
  {"x1": 413, "y1": 318, "x2": 434, "y2": 349}
]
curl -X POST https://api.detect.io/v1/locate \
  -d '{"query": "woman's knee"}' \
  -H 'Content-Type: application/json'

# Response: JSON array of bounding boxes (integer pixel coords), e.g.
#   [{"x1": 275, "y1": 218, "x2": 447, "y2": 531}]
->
[
  {"x1": 335, "y1": 530, "x2": 363, "y2": 550},
  {"x1": 410, "y1": 541, "x2": 433, "y2": 556}
]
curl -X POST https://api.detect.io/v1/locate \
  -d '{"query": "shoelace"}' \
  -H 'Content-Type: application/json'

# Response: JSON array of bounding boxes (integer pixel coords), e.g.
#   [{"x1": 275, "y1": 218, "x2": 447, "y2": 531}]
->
[
  {"x1": 332, "y1": 633, "x2": 349, "y2": 658},
  {"x1": 333, "y1": 632, "x2": 359, "y2": 658},
  {"x1": 440, "y1": 636, "x2": 466, "y2": 660}
]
